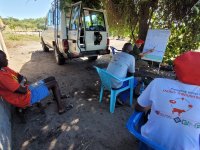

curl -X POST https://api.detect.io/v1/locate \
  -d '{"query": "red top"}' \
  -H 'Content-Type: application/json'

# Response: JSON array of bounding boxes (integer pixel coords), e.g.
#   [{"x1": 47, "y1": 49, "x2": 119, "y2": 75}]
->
[{"x1": 0, "y1": 67, "x2": 31, "y2": 108}]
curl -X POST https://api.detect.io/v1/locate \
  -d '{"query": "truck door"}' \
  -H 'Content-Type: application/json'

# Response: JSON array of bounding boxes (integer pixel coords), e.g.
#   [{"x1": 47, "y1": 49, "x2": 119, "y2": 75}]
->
[
  {"x1": 84, "y1": 10, "x2": 107, "y2": 51},
  {"x1": 68, "y1": 2, "x2": 82, "y2": 55},
  {"x1": 42, "y1": 10, "x2": 54, "y2": 47}
]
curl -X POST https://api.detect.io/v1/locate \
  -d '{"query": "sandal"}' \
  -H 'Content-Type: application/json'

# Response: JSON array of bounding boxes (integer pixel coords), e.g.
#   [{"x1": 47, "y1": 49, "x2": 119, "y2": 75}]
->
[
  {"x1": 61, "y1": 94, "x2": 70, "y2": 99},
  {"x1": 53, "y1": 94, "x2": 70, "y2": 101},
  {"x1": 58, "y1": 104, "x2": 73, "y2": 115},
  {"x1": 66, "y1": 104, "x2": 73, "y2": 110}
]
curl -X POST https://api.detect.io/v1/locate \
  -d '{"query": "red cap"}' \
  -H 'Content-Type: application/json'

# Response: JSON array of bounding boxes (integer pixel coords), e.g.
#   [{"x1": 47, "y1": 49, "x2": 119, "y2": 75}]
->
[
  {"x1": 135, "y1": 39, "x2": 144, "y2": 44},
  {"x1": 174, "y1": 51, "x2": 200, "y2": 85}
]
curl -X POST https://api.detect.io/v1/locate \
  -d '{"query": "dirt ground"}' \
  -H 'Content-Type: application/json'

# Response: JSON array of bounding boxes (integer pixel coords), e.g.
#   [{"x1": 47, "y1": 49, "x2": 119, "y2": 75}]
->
[{"x1": 9, "y1": 39, "x2": 141, "y2": 150}]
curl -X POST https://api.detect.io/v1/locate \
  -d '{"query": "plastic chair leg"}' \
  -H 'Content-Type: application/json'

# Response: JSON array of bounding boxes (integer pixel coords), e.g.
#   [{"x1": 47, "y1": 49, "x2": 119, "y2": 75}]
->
[
  {"x1": 129, "y1": 87, "x2": 133, "y2": 106},
  {"x1": 110, "y1": 90, "x2": 117, "y2": 113},
  {"x1": 129, "y1": 79, "x2": 134, "y2": 106},
  {"x1": 99, "y1": 86, "x2": 104, "y2": 102}
]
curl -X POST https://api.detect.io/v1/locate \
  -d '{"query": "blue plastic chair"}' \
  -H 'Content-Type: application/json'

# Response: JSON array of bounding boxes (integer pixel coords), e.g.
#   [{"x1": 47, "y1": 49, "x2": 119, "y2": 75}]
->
[
  {"x1": 94, "y1": 66, "x2": 134, "y2": 113},
  {"x1": 110, "y1": 46, "x2": 121, "y2": 55},
  {"x1": 126, "y1": 111, "x2": 166, "y2": 150}
]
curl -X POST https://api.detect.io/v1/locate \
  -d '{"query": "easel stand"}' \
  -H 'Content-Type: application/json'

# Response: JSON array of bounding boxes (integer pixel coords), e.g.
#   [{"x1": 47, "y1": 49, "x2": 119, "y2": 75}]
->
[
  {"x1": 158, "y1": 63, "x2": 161, "y2": 74},
  {"x1": 151, "y1": 61, "x2": 161, "y2": 74}
]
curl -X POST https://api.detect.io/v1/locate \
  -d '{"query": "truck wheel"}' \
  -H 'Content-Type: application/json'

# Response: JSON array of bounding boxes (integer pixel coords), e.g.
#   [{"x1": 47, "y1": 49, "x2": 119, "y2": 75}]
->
[
  {"x1": 41, "y1": 38, "x2": 49, "y2": 52},
  {"x1": 88, "y1": 56, "x2": 98, "y2": 61},
  {"x1": 54, "y1": 49, "x2": 65, "y2": 65}
]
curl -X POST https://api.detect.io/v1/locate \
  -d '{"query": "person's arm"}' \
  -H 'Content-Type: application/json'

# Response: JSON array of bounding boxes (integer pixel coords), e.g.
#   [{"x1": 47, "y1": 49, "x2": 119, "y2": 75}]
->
[
  {"x1": 127, "y1": 72, "x2": 134, "y2": 77},
  {"x1": 135, "y1": 79, "x2": 155, "y2": 112},
  {"x1": 17, "y1": 74, "x2": 23, "y2": 83},
  {"x1": 1, "y1": 74, "x2": 26, "y2": 93},
  {"x1": 127, "y1": 55, "x2": 135, "y2": 76},
  {"x1": 139, "y1": 48, "x2": 155, "y2": 57},
  {"x1": 15, "y1": 85, "x2": 27, "y2": 94},
  {"x1": 135, "y1": 102, "x2": 151, "y2": 112},
  {"x1": 5, "y1": 68, "x2": 27, "y2": 84},
  {"x1": 17, "y1": 74, "x2": 28, "y2": 86}
]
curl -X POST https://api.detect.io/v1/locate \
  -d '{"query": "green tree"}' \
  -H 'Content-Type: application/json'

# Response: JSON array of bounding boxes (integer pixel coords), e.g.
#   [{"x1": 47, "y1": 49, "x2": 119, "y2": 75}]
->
[
  {"x1": 2, "y1": 17, "x2": 46, "y2": 31},
  {"x1": 104, "y1": 0, "x2": 200, "y2": 63},
  {"x1": 163, "y1": 3, "x2": 200, "y2": 63},
  {"x1": 104, "y1": 0, "x2": 199, "y2": 41}
]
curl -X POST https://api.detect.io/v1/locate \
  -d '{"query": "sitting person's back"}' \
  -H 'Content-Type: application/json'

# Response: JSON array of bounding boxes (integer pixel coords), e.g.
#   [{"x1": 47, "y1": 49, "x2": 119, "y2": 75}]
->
[
  {"x1": 138, "y1": 78, "x2": 200, "y2": 149},
  {"x1": 136, "y1": 51, "x2": 200, "y2": 149},
  {"x1": 107, "y1": 43, "x2": 135, "y2": 88}
]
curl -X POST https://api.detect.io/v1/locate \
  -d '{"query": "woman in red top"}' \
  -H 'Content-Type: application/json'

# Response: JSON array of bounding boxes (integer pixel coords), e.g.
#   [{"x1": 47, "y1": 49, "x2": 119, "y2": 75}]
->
[{"x1": 0, "y1": 50, "x2": 69, "y2": 114}]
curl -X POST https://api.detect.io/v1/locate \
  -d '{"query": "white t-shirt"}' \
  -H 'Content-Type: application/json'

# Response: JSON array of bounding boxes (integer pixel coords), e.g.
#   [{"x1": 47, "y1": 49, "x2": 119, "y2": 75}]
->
[
  {"x1": 107, "y1": 52, "x2": 135, "y2": 88},
  {"x1": 138, "y1": 78, "x2": 200, "y2": 150}
]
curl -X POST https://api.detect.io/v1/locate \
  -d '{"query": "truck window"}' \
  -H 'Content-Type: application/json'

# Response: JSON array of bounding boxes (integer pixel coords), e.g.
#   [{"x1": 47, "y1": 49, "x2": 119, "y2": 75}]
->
[
  {"x1": 66, "y1": 17, "x2": 70, "y2": 28},
  {"x1": 65, "y1": 8, "x2": 71, "y2": 28},
  {"x1": 84, "y1": 10, "x2": 106, "y2": 31},
  {"x1": 70, "y1": 5, "x2": 81, "y2": 30},
  {"x1": 52, "y1": 9, "x2": 61, "y2": 25},
  {"x1": 48, "y1": 10, "x2": 53, "y2": 26},
  {"x1": 58, "y1": 11, "x2": 61, "y2": 25},
  {"x1": 53, "y1": 10, "x2": 56, "y2": 25}
]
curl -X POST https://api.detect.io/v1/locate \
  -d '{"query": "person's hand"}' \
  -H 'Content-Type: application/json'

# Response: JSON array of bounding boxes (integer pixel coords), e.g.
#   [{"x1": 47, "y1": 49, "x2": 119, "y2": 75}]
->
[
  {"x1": 149, "y1": 48, "x2": 155, "y2": 53},
  {"x1": 141, "y1": 48, "x2": 155, "y2": 57},
  {"x1": 20, "y1": 77, "x2": 27, "y2": 86},
  {"x1": 141, "y1": 53, "x2": 145, "y2": 57}
]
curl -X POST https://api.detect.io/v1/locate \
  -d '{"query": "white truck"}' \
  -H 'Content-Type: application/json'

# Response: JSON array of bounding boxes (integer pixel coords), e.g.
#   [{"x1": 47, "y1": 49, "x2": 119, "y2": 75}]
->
[{"x1": 41, "y1": 0, "x2": 110, "y2": 65}]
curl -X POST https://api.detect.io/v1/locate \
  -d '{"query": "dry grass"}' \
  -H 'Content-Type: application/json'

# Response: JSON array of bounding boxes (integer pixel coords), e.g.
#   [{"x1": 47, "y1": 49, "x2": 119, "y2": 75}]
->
[{"x1": 2, "y1": 32, "x2": 40, "y2": 48}]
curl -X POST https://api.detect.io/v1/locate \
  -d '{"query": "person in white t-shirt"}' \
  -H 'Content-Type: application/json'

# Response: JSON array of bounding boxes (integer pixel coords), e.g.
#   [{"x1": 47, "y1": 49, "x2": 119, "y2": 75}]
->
[
  {"x1": 135, "y1": 52, "x2": 200, "y2": 150},
  {"x1": 107, "y1": 43, "x2": 135, "y2": 88},
  {"x1": 107, "y1": 43, "x2": 136, "y2": 104}
]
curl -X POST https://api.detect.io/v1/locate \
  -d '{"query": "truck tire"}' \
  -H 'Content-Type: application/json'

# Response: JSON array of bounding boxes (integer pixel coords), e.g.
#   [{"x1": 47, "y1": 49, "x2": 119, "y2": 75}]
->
[
  {"x1": 88, "y1": 56, "x2": 98, "y2": 61},
  {"x1": 41, "y1": 38, "x2": 49, "y2": 52},
  {"x1": 54, "y1": 48, "x2": 65, "y2": 65}
]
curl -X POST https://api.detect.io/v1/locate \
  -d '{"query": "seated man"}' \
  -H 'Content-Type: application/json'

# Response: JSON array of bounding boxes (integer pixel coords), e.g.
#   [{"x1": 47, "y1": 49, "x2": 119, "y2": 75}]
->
[
  {"x1": 0, "y1": 50, "x2": 70, "y2": 114},
  {"x1": 135, "y1": 51, "x2": 200, "y2": 149},
  {"x1": 107, "y1": 43, "x2": 136, "y2": 104}
]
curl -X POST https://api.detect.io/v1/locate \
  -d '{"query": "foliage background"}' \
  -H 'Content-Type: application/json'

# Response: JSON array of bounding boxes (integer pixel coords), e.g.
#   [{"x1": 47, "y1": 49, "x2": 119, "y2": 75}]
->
[{"x1": 0, "y1": 17, "x2": 45, "y2": 31}]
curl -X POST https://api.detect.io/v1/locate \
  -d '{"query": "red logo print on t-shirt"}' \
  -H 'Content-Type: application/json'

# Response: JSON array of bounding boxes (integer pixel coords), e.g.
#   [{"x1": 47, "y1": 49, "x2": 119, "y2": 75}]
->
[{"x1": 169, "y1": 98, "x2": 193, "y2": 116}]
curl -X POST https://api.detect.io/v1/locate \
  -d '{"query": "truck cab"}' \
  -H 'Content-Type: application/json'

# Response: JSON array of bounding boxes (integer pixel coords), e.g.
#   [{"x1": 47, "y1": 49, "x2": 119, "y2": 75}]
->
[{"x1": 41, "y1": 0, "x2": 110, "y2": 65}]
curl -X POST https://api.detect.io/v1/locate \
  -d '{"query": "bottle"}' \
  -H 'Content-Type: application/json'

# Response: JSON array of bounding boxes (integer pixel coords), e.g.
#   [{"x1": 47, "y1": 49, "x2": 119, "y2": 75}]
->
[{"x1": 139, "y1": 82, "x2": 145, "y2": 95}]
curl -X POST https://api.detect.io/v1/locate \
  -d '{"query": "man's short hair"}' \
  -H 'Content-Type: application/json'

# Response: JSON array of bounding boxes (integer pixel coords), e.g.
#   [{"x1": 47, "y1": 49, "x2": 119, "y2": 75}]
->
[
  {"x1": 122, "y1": 43, "x2": 133, "y2": 52},
  {"x1": 0, "y1": 50, "x2": 5, "y2": 55}
]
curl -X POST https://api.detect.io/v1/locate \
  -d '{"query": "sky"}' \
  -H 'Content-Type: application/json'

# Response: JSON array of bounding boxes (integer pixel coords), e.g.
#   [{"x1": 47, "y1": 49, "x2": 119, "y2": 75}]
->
[{"x1": 0, "y1": 0, "x2": 53, "y2": 19}]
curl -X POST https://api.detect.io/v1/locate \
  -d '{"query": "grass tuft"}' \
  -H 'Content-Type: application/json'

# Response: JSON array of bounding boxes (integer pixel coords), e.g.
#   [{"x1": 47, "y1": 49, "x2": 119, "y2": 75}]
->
[{"x1": 3, "y1": 32, "x2": 41, "y2": 48}]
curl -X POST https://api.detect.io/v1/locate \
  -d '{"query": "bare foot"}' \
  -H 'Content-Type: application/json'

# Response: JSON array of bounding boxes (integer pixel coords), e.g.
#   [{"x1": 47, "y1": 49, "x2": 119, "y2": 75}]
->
[
  {"x1": 58, "y1": 104, "x2": 73, "y2": 115},
  {"x1": 58, "y1": 107, "x2": 66, "y2": 115},
  {"x1": 53, "y1": 94, "x2": 70, "y2": 101}
]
